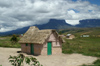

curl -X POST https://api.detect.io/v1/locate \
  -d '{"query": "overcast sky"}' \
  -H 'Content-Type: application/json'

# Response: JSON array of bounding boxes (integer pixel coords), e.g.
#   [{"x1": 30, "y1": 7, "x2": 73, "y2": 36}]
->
[{"x1": 0, "y1": 0, "x2": 100, "y2": 32}]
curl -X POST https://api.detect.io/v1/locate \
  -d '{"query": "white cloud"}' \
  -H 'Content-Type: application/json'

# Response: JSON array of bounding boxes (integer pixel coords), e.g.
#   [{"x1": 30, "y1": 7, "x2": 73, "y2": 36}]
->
[
  {"x1": 65, "y1": 20, "x2": 79, "y2": 25},
  {"x1": 0, "y1": 0, "x2": 100, "y2": 32}
]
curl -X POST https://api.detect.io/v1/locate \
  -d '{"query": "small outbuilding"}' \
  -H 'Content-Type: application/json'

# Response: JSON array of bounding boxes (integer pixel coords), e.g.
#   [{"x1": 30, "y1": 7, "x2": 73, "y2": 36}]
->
[
  {"x1": 19, "y1": 26, "x2": 63, "y2": 55},
  {"x1": 81, "y1": 35, "x2": 90, "y2": 37},
  {"x1": 66, "y1": 34, "x2": 75, "y2": 39}
]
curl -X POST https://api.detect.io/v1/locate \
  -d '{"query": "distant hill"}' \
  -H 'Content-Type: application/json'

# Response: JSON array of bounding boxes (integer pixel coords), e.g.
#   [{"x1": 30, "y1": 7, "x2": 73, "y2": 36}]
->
[
  {"x1": 76, "y1": 19, "x2": 100, "y2": 27},
  {"x1": 0, "y1": 19, "x2": 72, "y2": 35},
  {"x1": 35, "y1": 19, "x2": 72, "y2": 29},
  {"x1": 0, "y1": 26, "x2": 29, "y2": 36},
  {"x1": 58, "y1": 27, "x2": 100, "y2": 37}
]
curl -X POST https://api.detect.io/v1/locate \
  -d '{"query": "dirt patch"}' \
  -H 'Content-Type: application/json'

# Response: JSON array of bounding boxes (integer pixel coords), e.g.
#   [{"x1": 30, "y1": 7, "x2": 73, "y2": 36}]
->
[{"x1": 0, "y1": 47, "x2": 97, "y2": 66}]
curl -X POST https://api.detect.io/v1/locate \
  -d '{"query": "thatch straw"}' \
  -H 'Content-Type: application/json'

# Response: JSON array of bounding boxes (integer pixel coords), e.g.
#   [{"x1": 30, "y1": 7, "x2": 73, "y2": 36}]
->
[{"x1": 19, "y1": 26, "x2": 63, "y2": 44}]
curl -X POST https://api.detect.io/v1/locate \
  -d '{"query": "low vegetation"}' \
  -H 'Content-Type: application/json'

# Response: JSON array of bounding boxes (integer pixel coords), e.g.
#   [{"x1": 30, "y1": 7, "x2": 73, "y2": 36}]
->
[
  {"x1": 61, "y1": 27, "x2": 100, "y2": 57},
  {"x1": 8, "y1": 54, "x2": 43, "y2": 66},
  {"x1": 10, "y1": 34, "x2": 18, "y2": 44},
  {"x1": 62, "y1": 37, "x2": 100, "y2": 57},
  {"x1": 0, "y1": 36, "x2": 20, "y2": 48}
]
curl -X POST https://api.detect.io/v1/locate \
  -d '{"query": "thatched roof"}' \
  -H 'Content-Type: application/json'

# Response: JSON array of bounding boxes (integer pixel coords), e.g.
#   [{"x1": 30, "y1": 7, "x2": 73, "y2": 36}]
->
[{"x1": 19, "y1": 26, "x2": 63, "y2": 44}]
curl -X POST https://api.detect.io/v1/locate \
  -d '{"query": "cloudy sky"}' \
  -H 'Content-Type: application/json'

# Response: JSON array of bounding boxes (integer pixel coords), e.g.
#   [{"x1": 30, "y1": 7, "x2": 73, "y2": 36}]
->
[{"x1": 0, "y1": 0, "x2": 100, "y2": 32}]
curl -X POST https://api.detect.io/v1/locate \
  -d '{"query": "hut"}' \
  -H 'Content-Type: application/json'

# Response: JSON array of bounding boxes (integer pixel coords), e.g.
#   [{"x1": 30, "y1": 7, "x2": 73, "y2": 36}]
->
[
  {"x1": 19, "y1": 26, "x2": 63, "y2": 55},
  {"x1": 66, "y1": 34, "x2": 75, "y2": 39}
]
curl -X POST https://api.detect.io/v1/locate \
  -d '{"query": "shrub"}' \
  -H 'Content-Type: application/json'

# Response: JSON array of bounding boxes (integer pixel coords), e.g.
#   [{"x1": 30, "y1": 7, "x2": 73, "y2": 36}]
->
[
  {"x1": 10, "y1": 34, "x2": 18, "y2": 44},
  {"x1": 8, "y1": 54, "x2": 43, "y2": 66}
]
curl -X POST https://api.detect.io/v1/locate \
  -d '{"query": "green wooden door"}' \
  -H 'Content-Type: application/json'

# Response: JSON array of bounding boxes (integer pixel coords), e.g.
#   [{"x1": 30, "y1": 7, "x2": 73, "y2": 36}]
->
[
  {"x1": 47, "y1": 42, "x2": 52, "y2": 55},
  {"x1": 31, "y1": 44, "x2": 34, "y2": 55}
]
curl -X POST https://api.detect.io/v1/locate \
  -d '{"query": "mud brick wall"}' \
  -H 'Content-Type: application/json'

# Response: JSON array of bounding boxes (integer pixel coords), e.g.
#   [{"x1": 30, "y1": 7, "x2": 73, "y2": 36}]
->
[
  {"x1": 34, "y1": 44, "x2": 43, "y2": 55},
  {"x1": 21, "y1": 44, "x2": 30, "y2": 54}
]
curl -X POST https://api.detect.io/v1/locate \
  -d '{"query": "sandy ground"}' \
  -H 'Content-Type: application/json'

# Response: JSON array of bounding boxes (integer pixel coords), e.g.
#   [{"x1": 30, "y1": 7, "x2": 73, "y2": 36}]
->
[{"x1": 0, "y1": 47, "x2": 97, "y2": 66}]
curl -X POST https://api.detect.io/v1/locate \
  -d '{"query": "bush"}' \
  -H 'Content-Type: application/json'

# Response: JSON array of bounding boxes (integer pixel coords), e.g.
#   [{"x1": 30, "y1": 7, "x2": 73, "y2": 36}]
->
[
  {"x1": 10, "y1": 34, "x2": 18, "y2": 44},
  {"x1": 8, "y1": 54, "x2": 43, "y2": 66}
]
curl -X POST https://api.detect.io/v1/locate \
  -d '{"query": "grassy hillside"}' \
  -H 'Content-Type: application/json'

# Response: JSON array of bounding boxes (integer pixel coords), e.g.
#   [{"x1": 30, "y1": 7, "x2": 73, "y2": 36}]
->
[
  {"x1": 58, "y1": 27, "x2": 100, "y2": 37},
  {"x1": 62, "y1": 37, "x2": 100, "y2": 57},
  {"x1": 59, "y1": 27, "x2": 100, "y2": 57}
]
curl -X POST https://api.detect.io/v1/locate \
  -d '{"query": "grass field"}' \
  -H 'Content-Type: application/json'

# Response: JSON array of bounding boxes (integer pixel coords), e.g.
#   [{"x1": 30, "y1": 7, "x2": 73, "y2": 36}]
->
[
  {"x1": 0, "y1": 36, "x2": 20, "y2": 48},
  {"x1": 62, "y1": 37, "x2": 100, "y2": 57},
  {"x1": 59, "y1": 27, "x2": 100, "y2": 57}
]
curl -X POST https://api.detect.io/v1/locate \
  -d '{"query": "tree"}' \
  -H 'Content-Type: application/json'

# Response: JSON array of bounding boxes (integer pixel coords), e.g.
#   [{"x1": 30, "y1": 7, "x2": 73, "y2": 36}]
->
[{"x1": 10, "y1": 34, "x2": 18, "y2": 43}]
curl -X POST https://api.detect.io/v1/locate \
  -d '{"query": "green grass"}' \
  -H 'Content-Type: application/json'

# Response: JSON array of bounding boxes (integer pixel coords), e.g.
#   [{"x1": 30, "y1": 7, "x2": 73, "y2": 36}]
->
[
  {"x1": 62, "y1": 37, "x2": 100, "y2": 57},
  {"x1": 60, "y1": 28, "x2": 100, "y2": 57},
  {"x1": 0, "y1": 36, "x2": 21, "y2": 48}
]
